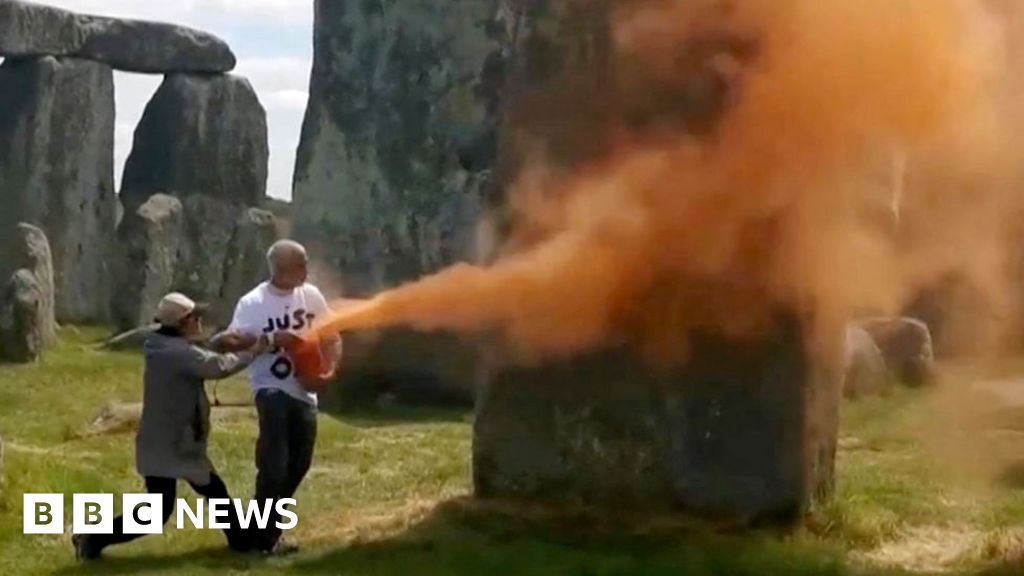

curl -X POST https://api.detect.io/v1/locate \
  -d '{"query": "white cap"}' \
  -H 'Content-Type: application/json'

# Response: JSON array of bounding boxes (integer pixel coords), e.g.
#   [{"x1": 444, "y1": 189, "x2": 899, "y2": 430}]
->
[{"x1": 155, "y1": 292, "x2": 201, "y2": 327}]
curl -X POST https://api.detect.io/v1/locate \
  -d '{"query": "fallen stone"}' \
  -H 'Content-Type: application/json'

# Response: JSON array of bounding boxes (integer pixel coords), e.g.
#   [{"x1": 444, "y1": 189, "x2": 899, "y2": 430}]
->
[
  {"x1": 0, "y1": 0, "x2": 235, "y2": 73},
  {"x1": 77, "y1": 401, "x2": 254, "y2": 438},
  {"x1": 0, "y1": 224, "x2": 56, "y2": 345},
  {"x1": 0, "y1": 269, "x2": 43, "y2": 362},
  {"x1": 858, "y1": 317, "x2": 936, "y2": 387},
  {"x1": 842, "y1": 325, "x2": 891, "y2": 399},
  {"x1": 0, "y1": 56, "x2": 116, "y2": 323},
  {"x1": 120, "y1": 74, "x2": 267, "y2": 212},
  {"x1": 112, "y1": 194, "x2": 184, "y2": 331}
]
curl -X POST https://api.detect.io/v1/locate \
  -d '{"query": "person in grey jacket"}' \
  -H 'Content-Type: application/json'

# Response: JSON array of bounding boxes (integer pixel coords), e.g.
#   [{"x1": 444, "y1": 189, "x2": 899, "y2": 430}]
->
[{"x1": 73, "y1": 292, "x2": 268, "y2": 561}]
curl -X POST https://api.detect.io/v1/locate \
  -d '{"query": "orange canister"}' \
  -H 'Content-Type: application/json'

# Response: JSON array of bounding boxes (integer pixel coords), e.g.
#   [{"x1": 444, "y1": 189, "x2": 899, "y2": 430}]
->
[{"x1": 285, "y1": 335, "x2": 326, "y2": 380}]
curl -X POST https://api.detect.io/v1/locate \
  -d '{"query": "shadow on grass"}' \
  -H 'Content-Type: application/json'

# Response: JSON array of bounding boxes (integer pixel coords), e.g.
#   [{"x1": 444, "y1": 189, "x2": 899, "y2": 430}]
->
[
  {"x1": 50, "y1": 546, "x2": 265, "y2": 576},
  {"x1": 319, "y1": 403, "x2": 471, "y2": 429},
  {"x1": 47, "y1": 498, "x2": 1024, "y2": 576},
  {"x1": 292, "y1": 498, "x2": 858, "y2": 576}
]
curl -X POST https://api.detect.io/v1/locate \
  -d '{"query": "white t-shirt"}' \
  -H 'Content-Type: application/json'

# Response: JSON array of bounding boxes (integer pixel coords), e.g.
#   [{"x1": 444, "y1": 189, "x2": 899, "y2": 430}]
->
[{"x1": 228, "y1": 281, "x2": 332, "y2": 406}]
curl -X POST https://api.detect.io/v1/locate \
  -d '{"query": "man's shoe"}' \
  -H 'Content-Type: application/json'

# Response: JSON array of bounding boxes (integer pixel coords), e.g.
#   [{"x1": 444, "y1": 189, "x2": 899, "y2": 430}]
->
[
  {"x1": 72, "y1": 534, "x2": 101, "y2": 561},
  {"x1": 261, "y1": 537, "x2": 299, "y2": 557}
]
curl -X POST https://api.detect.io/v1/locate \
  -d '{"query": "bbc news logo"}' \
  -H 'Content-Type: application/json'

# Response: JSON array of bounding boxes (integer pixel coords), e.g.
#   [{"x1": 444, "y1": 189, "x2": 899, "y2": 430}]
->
[{"x1": 23, "y1": 494, "x2": 298, "y2": 534}]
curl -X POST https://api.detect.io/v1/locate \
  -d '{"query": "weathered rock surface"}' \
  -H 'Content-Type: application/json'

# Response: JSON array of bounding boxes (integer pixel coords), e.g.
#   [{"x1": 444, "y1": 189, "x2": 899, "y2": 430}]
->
[
  {"x1": 0, "y1": 0, "x2": 235, "y2": 73},
  {"x1": 0, "y1": 56, "x2": 116, "y2": 323},
  {"x1": 842, "y1": 325, "x2": 891, "y2": 399},
  {"x1": 113, "y1": 196, "x2": 279, "y2": 331},
  {"x1": 171, "y1": 195, "x2": 242, "y2": 314},
  {"x1": 904, "y1": 273, "x2": 996, "y2": 357},
  {"x1": 293, "y1": 0, "x2": 510, "y2": 294},
  {"x1": 0, "y1": 224, "x2": 56, "y2": 345},
  {"x1": 0, "y1": 269, "x2": 43, "y2": 362},
  {"x1": 112, "y1": 194, "x2": 184, "y2": 331},
  {"x1": 214, "y1": 207, "x2": 278, "y2": 326},
  {"x1": 475, "y1": 320, "x2": 841, "y2": 520},
  {"x1": 325, "y1": 329, "x2": 480, "y2": 408},
  {"x1": 293, "y1": 0, "x2": 508, "y2": 412},
  {"x1": 859, "y1": 317, "x2": 936, "y2": 387},
  {"x1": 466, "y1": 1, "x2": 836, "y2": 519},
  {"x1": 120, "y1": 74, "x2": 268, "y2": 213}
]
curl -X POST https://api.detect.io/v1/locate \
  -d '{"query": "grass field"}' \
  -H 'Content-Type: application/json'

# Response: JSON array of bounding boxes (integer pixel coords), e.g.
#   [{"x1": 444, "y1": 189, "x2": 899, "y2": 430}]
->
[{"x1": 1, "y1": 328, "x2": 1023, "y2": 575}]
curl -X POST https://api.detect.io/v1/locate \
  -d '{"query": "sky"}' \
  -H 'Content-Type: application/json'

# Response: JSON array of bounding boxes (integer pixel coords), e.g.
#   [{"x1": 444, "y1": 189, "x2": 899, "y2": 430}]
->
[{"x1": 46, "y1": 0, "x2": 315, "y2": 201}]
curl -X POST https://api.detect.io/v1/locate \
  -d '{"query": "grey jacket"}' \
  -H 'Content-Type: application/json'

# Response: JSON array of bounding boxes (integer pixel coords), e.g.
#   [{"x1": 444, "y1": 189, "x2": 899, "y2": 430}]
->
[{"x1": 135, "y1": 332, "x2": 254, "y2": 485}]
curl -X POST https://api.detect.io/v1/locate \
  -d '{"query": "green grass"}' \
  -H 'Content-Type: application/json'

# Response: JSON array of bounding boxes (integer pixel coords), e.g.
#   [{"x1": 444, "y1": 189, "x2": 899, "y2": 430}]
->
[{"x1": 0, "y1": 329, "x2": 1022, "y2": 575}]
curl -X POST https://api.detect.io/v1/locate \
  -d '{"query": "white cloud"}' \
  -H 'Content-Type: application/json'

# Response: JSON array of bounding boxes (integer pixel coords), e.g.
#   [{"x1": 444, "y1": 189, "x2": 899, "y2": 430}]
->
[
  {"x1": 237, "y1": 57, "x2": 311, "y2": 94},
  {"x1": 43, "y1": 0, "x2": 312, "y2": 27},
  {"x1": 262, "y1": 89, "x2": 309, "y2": 112},
  {"x1": 205, "y1": 0, "x2": 313, "y2": 26}
]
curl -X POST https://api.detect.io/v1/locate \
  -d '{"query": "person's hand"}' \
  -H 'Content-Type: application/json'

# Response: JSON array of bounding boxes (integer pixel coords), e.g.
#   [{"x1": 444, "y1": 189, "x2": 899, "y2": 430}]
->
[
  {"x1": 271, "y1": 331, "x2": 303, "y2": 349},
  {"x1": 252, "y1": 333, "x2": 272, "y2": 354}
]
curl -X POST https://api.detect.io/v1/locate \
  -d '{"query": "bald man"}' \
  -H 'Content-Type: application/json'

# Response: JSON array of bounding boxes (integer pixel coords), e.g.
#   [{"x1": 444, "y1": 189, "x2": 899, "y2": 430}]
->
[{"x1": 212, "y1": 239, "x2": 341, "y2": 555}]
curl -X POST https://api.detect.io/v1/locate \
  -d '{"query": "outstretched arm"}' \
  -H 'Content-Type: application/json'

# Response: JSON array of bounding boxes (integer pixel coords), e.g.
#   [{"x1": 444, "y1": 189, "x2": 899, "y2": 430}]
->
[
  {"x1": 186, "y1": 346, "x2": 256, "y2": 381},
  {"x1": 209, "y1": 331, "x2": 258, "y2": 353},
  {"x1": 211, "y1": 299, "x2": 261, "y2": 353}
]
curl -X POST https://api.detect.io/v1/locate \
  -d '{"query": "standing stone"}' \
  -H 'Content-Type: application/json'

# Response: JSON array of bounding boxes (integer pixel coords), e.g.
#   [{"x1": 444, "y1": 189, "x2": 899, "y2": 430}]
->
[
  {"x1": 0, "y1": 269, "x2": 43, "y2": 362},
  {"x1": 475, "y1": 319, "x2": 841, "y2": 521},
  {"x1": 470, "y1": 1, "x2": 837, "y2": 519},
  {"x1": 120, "y1": 74, "x2": 268, "y2": 213},
  {"x1": 112, "y1": 194, "x2": 184, "y2": 331},
  {"x1": 171, "y1": 196, "x2": 242, "y2": 316},
  {"x1": 842, "y1": 325, "x2": 891, "y2": 399},
  {"x1": 113, "y1": 196, "x2": 279, "y2": 331},
  {"x1": 0, "y1": 223, "x2": 56, "y2": 345},
  {"x1": 214, "y1": 207, "x2": 278, "y2": 327},
  {"x1": 0, "y1": 56, "x2": 116, "y2": 323},
  {"x1": 293, "y1": 0, "x2": 512, "y2": 292},
  {"x1": 858, "y1": 317, "x2": 936, "y2": 387},
  {"x1": 0, "y1": 0, "x2": 236, "y2": 73},
  {"x1": 293, "y1": 0, "x2": 512, "y2": 408}
]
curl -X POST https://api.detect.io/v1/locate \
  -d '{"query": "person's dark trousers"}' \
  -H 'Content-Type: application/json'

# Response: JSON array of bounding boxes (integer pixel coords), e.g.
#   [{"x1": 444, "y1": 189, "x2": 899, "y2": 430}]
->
[
  {"x1": 84, "y1": 473, "x2": 250, "y2": 553},
  {"x1": 253, "y1": 388, "x2": 317, "y2": 551}
]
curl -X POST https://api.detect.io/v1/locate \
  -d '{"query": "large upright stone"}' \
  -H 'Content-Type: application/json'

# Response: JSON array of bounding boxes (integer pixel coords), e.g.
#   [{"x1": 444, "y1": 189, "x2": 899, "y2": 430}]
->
[
  {"x1": 475, "y1": 320, "x2": 841, "y2": 521},
  {"x1": 0, "y1": 223, "x2": 56, "y2": 345},
  {"x1": 293, "y1": 0, "x2": 512, "y2": 292},
  {"x1": 0, "y1": 0, "x2": 236, "y2": 73},
  {"x1": 293, "y1": 0, "x2": 512, "y2": 409},
  {"x1": 0, "y1": 56, "x2": 116, "y2": 323},
  {"x1": 470, "y1": 1, "x2": 838, "y2": 520},
  {"x1": 0, "y1": 269, "x2": 43, "y2": 362},
  {"x1": 113, "y1": 196, "x2": 280, "y2": 331},
  {"x1": 170, "y1": 196, "x2": 241, "y2": 313},
  {"x1": 120, "y1": 74, "x2": 268, "y2": 213},
  {"x1": 214, "y1": 207, "x2": 278, "y2": 327},
  {"x1": 112, "y1": 194, "x2": 184, "y2": 331}
]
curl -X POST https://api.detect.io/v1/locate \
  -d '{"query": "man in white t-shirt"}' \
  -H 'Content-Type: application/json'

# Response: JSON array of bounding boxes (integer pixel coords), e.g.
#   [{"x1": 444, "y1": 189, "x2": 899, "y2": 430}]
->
[{"x1": 211, "y1": 239, "x2": 341, "y2": 555}]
